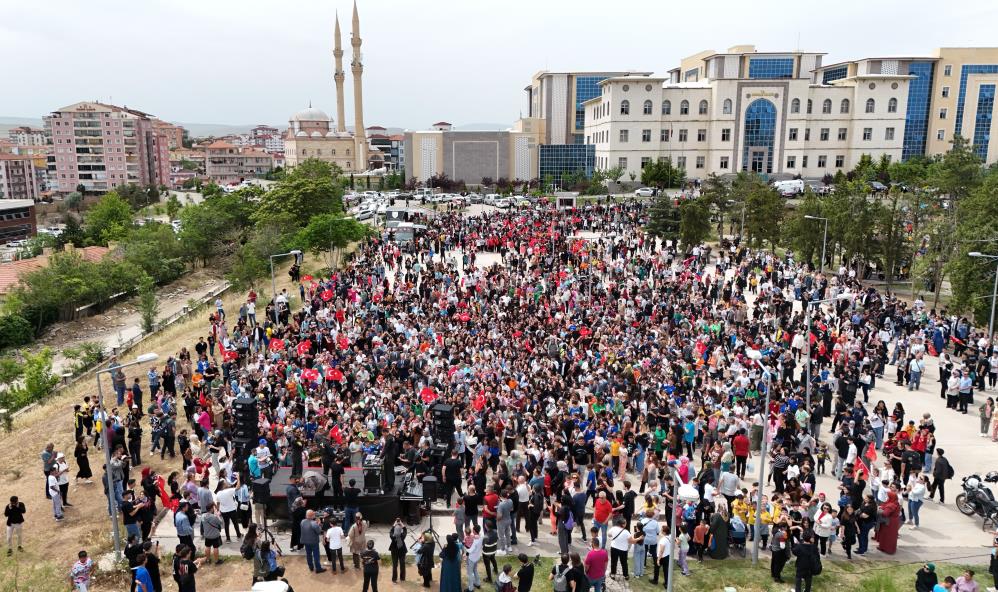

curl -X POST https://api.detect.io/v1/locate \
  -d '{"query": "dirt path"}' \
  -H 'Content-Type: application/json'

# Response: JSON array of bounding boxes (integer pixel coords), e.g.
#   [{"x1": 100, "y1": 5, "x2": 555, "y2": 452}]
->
[{"x1": 28, "y1": 268, "x2": 226, "y2": 376}]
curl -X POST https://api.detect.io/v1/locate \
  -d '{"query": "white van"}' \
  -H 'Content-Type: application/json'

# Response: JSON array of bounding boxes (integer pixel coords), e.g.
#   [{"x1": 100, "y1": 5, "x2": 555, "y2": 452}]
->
[{"x1": 772, "y1": 179, "x2": 804, "y2": 197}]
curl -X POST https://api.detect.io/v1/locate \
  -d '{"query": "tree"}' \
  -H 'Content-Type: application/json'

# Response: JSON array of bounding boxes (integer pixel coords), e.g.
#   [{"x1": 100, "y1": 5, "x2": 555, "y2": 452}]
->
[
  {"x1": 678, "y1": 198, "x2": 712, "y2": 248},
  {"x1": 116, "y1": 183, "x2": 147, "y2": 209},
  {"x1": 645, "y1": 195, "x2": 679, "y2": 242},
  {"x1": 56, "y1": 215, "x2": 85, "y2": 248},
  {"x1": 699, "y1": 173, "x2": 731, "y2": 235},
  {"x1": 782, "y1": 189, "x2": 824, "y2": 267},
  {"x1": 254, "y1": 160, "x2": 344, "y2": 226},
  {"x1": 295, "y1": 213, "x2": 369, "y2": 269},
  {"x1": 744, "y1": 183, "x2": 783, "y2": 249},
  {"x1": 165, "y1": 194, "x2": 182, "y2": 220},
  {"x1": 480, "y1": 177, "x2": 494, "y2": 191},
  {"x1": 85, "y1": 191, "x2": 133, "y2": 245},
  {"x1": 120, "y1": 222, "x2": 187, "y2": 283},
  {"x1": 178, "y1": 188, "x2": 257, "y2": 265},
  {"x1": 65, "y1": 191, "x2": 83, "y2": 213},
  {"x1": 137, "y1": 274, "x2": 158, "y2": 333},
  {"x1": 947, "y1": 171, "x2": 998, "y2": 322},
  {"x1": 0, "y1": 314, "x2": 34, "y2": 349}
]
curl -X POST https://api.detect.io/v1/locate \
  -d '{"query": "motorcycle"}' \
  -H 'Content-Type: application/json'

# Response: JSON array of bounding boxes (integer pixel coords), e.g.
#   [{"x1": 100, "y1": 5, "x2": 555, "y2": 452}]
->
[{"x1": 955, "y1": 473, "x2": 998, "y2": 530}]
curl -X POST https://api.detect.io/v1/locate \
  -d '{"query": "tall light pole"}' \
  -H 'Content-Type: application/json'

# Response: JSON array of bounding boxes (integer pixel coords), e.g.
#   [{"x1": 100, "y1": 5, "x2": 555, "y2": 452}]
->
[
  {"x1": 746, "y1": 348, "x2": 772, "y2": 565},
  {"x1": 804, "y1": 293, "x2": 855, "y2": 411},
  {"x1": 804, "y1": 215, "x2": 829, "y2": 274},
  {"x1": 969, "y1": 252, "x2": 998, "y2": 339},
  {"x1": 666, "y1": 466, "x2": 699, "y2": 592},
  {"x1": 269, "y1": 249, "x2": 303, "y2": 303},
  {"x1": 96, "y1": 352, "x2": 159, "y2": 561}
]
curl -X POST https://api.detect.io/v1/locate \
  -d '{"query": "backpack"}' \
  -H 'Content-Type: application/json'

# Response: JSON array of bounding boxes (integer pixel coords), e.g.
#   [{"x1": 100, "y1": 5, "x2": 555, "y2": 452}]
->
[
  {"x1": 552, "y1": 565, "x2": 569, "y2": 592},
  {"x1": 240, "y1": 540, "x2": 255, "y2": 560},
  {"x1": 947, "y1": 462, "x2": 955, "y2": 479},
  {"x1": 812, "y1": 552, "x2": 823, "y2": 575}
]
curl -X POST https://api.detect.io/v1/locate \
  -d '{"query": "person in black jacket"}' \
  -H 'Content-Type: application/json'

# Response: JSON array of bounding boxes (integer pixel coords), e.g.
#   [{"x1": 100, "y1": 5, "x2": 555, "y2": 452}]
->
[
  {"x1": 928, "y1": 449, "x2": 952, "y2": 503},
  {"x1": 792, "y1": 534, "x2": 821, "y2": 592},
  {"x1": 915, "y1": 563, "x2": 939, "y2": 592}
]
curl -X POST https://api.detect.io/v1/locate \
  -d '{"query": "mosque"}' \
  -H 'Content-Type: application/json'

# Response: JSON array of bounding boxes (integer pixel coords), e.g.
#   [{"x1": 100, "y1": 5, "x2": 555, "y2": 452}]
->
[{"x1": 283, "y1": 2, "x2": 377, "y2": 173}]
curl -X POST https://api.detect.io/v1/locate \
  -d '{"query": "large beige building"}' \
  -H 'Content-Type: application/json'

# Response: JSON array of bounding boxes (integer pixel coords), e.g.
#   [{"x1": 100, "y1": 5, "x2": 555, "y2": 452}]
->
[
  {"x1": 919, "y1": 47, "x2": 998, "y2": 162},
  {"x1": 283, "y1": 2, "x2": 369, "y2": 173},
  {"x1": 405, "y1": 125, "x2": 538, "y2": 185}
]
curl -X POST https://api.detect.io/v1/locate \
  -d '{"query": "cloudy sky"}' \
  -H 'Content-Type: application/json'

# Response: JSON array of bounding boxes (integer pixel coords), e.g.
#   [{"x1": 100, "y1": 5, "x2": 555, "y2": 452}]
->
[{"x1": 4, "y1": 0, "x2": 996, "y2": 130}]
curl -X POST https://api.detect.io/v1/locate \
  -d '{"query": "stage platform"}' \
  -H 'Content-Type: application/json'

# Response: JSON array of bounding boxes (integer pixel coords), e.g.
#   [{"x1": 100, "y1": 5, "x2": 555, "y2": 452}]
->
[{"x1": 266, "y1": 466, "x2": 409, "y2": 524}]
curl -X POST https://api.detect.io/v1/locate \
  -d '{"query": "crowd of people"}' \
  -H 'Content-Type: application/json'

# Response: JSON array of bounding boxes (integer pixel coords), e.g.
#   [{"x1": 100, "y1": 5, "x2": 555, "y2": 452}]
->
[{"x1": 38, "y1": 197, "x2": 998, "y2": 592}]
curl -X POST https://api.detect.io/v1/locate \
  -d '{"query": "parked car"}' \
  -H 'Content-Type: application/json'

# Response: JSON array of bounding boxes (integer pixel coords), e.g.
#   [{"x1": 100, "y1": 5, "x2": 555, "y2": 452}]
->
[
  {"x1": 634, "y1": 187, "x2": 655, "y2": 197},
  {"x1": 869, "y1": 181, "x2": 888, "y2": 193},
  {"x1": 772, "y1": 179, "x2": 805, "y2": 197},
  {"x1": 495, "y1": 198, "x2": 511, "y2": 209}
]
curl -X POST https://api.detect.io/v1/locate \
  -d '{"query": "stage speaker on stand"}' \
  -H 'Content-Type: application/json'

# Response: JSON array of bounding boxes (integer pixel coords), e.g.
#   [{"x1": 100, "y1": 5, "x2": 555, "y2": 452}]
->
[{"x1": 232, "y1": 397, "x2": 259, "y2": 478}]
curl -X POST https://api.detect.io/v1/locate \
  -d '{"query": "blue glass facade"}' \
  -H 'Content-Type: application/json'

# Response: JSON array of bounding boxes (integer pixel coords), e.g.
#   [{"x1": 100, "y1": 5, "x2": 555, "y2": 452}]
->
[
  {"x1": 748, "y1": 58, "x2": 794, "y2": 79},
  {"x1": 742, "y1": 99, "x2": 777, "y2": 173},
  {"x1": 539, "y1": 144, "x2": 595, "y2": 185},
  {"x1": 902, "y1": 61, "x2": 934, "y2": 161},
  {"x1": 955, "y1": 65, "x2": 998, "y2": 145},
  {"x1": 973, "y1": 84, "x2": 995, "y2": 160},
  {"x1": 822, "y1": 66, "x2": 848, "y2": 84},
  {"x1": 574, "y1": 76, "x2": 606, "y2": 132}
]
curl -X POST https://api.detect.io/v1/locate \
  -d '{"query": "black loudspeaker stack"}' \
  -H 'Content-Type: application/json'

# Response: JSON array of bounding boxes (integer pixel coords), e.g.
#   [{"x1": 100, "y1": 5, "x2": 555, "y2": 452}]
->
[
  {"x1": 232, "y1": 397, "x2": 258, "y2": 474},
  {"x1": 251, "y1": 477, "x2": 272, "y2": 505},
  {"x1": 429, "y1": 402, "x2": 455, "y2": 447}
]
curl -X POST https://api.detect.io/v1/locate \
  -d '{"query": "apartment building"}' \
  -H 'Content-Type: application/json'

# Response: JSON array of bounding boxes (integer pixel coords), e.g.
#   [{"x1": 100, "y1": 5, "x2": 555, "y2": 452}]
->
[
  {"x1": 203, "y1": 141, "x2": 273, "y2": 185},
  {"x1": 46, "y1": 102, "x2": 170, "y2": 193},
  {"x1": 0, "y1": 155, "x2": 40, "y2": 201},
  {"x1": 7, "y1": 127, "x2": 46, "y2": 146}
]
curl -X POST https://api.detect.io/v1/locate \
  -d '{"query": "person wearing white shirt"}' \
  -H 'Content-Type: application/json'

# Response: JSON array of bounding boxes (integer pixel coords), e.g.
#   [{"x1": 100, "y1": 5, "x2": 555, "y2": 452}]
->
[
  {"x1": 215, "y1": 483, "x2": 241, "y2": 541},
  {"x1": 324, "y1": 523, "x2": 345, "y2": 573},
  {"x1": 655, "y1": 530, "x2": 672, "y2": 587},
  {"x1": 607, "y1": 520, "x2": 633, "y2": 579}
]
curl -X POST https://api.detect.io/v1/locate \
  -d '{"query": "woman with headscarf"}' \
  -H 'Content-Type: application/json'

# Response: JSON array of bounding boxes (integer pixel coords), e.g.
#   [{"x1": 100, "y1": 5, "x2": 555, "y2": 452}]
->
[
  {"x1": 706, "y1": 501, "x2": 730, "y2": 559},
  {"x1": 439, "y1": 533, "x2": 463, "y2": 592},
  {"x1": 874, "y1": 490, "x2": 902, "y2": 554}
]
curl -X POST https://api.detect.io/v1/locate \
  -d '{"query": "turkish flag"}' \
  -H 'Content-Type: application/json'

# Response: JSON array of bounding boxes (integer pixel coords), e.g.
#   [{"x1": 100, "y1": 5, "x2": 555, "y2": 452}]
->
[
  {"x1": 579, "y1": 327, "x2": 592, "y2": 337},
  {"x1": 337, "y1": 336, "x2": 349, "y2": 350},
  {"x1": 269, "y1": 339, "x2": 286, "y2": 352},
  {"x1": 301, "y1": 368, "x2": 320, "y2": 382},
  {"x1": 420, "y1": 386, "x2": 437, "y2": 404},
  {"x1": 302, "y1": 274, "x2": 313, "y2": 281},
  {"x1": 297, "y1": 340, "x2": 312, "y2": 356},
  {"x1": 326, "y1": 367, "x2": 344, "y2": 382},
  {"x1": 320, "y1": 289, "x2": 334, "y2": 301},
  {"x1": 223, "y1": 350, "x2": 239, "y2": 362}
]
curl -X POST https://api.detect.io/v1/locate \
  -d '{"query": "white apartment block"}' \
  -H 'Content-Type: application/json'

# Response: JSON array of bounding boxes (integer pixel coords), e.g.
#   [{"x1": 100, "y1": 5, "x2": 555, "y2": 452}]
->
[{"x1": 583, "y1": 46, "x2": 911, "y2": 179}]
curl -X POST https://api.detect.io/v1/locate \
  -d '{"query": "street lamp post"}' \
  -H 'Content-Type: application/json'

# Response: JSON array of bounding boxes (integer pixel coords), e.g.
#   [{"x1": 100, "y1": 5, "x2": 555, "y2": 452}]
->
[
  {"x1": 804, "y1": 293, "x2": 855, "y2": 411},
  {"x1": 969, "y1": 252, "x2": 998, "y2": 339},
  {"x1": 804, "y1": 215, "x2": 829, "y2": 274},
  {"x1": 666, "y1": 470, "x2": 699, "y2": 592},
  {"x1": 96, "y1": 352, "x2": 159, "y2": 561},
  {"x1": 746, "y1": 349, "x2": 772, "y2": 565}
]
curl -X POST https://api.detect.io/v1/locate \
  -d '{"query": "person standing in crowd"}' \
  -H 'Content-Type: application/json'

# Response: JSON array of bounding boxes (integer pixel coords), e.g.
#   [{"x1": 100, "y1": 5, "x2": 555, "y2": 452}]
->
[
  {"x1": 349, "y1": 512, "x2": 369, "y2": 570},
  {"x1": 300, "y1": 509, "x2": 326, "y2": 573},
  {"x1": 439, "y1": 533, "x2": 463, "y2": 592},
  {"x1": 324, "y1": 516, "x2": 346, "y2": 574},
  {"x1": 792, "y1": 533, "x2": 821, "y2": 592},
  {"x1": 5, "y1": 496, "x2": 25, "y2": 555},
  {"x1": 69, "y1": 549, "x2": 94, "y2": 592},
  {"x1": 199, "y1": 502, "x2": 223, "y2": 566},
  {"x1": 172, "y1": 544, "x2": 202, "y2": 592},
  {"x1": 516, "y1": 553, "x2": 535, "y2": 592},
  {"x1": 388, "y1": 517, "x2": 407, "y2": 583},
  {"x1": 361, "y1": 540, "x2": 380, "y2": 592},
  {"x1": 47, "y1": 466, "x2": 64, "y2": 521}
]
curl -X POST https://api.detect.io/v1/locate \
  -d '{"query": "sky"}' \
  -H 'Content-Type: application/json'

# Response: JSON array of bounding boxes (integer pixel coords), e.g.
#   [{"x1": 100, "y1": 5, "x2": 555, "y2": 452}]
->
[{"x1": 3, "y1": 0, "x2": 997, "y2": 131}]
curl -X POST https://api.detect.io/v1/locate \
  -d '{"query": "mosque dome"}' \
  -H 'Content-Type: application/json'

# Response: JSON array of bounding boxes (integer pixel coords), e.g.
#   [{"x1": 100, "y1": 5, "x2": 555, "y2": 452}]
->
[{"x1": 291, "y1": 106, "x2": 332, "y2": 122}]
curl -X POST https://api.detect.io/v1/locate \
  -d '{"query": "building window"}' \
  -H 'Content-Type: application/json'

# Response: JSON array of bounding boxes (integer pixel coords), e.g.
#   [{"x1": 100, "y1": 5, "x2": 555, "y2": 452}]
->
[
  {"x1": 676, "y1": 156, "x2": 686, "y2": 169},
  {"x1": 620, "y1": 100, "x2": 630, "y2": 115},
  {"x1": 662, "y1": 100, "x2": 671, "y2": 115},
  {"x1": 720, "y1": 156, "x2": 729, "y2": 169},
  {"x1": 840, "y1": 99, "x2": 850, "y2": 114},
  {"x1": 802, "y1": 155, "x2": 808, "y2": 168},
  {"x1": 863, "y1": 127, "x2": 872, "y2": 140},
  {"x1": 818, "y1": 155, "x2": 827, "y2": 167},
  {"x1": 618, "y1": 157, "x2": 628, "y2": 169},
  {"x1": 791, "y1": 98, "x2": 801, "y2": 113},
  {"x1": 837, "y1": 128, "x2": 847, "y2": 141},
  {"x1": 723, "y1": 99, "x2": 732, "y2": 114},
  {"x1": 820, "y1": 128, "x2": 830, "y2": 141},
  {"x1": 697, "y1": 129, "x2": 707, "y2": 142},
  {"x1": 944, "y1": 64, "x2": 952, "y2": 76},
  {"x1": 680, "y1": 100, "x2": 689, "y2": 115},
  {"x1": 942, "y1": 86, "x2": 950, "y2": 98},
  {"x1": 937, "y1": 129, "x2": 945, "y2": 140},
  {"x1": 807, "y1": 99, "x2": 813, "y2": 114},
  {"x1": 641, "y1": 129, "x2": 651, "y2": 142},
  {"x1": 721, "y1": 128, "x2": 731, "y2": 141},
  {"x1": 865, "y1": 98, "x2": 875, "y2": 113},
  {"x1": 786, "y1": 156, "x2": 796, "y2": 168},
  {"x1": 789, "y1": 128, "x2": 798, "y2": 141},
  {"x1": 804, "y1": 128, "x2": 811, "y2": 141},
  {"x1": 619, "y1": 129, "x2": 629, "y2": 142},
  {"x1": 678, "y1": 129, "x2": 688, "y2": 142},
  {"x1": 641, "y1": 157, "x2": 651, "y2": 168},
  {"x1": 939, "y1": 108, "x2": 947, "y2": 119},
  {"x1": 888, "y1": 97, "x2": 898, "y2": 113},
  {"x1": 835, "y1": 155, "x2": 845, "y2": 167},
  {"x1": 885, "y1": 127, "x2": 895, "y2": 140},
  {"x1": 698, "y1": 100, "x2": 708, "y2": 115},
  {"x1": 822, "y1": 99, "x2": 832, "y2": 114},
  {"x1": 696, "y1": 156, "x2": 705, "y2": 168},
  {"x1": 643, "y1": 100, "x2": 653, "y2": 115},
  {"x1": 661, "y1": 129, "x2": 670, "y2": 141},
  {"x1": 748, "y1": 57, "x2": 795, "y2": 79}
]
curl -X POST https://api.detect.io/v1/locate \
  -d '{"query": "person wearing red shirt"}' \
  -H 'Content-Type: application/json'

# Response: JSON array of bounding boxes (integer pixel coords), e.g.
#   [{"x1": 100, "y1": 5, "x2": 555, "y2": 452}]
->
[
  {"x1": 592, "y1": 491, "x2": 614, "y2": 547},
  {"x1": 732, "y1": 430, "x2": 752, "y2": 479},
  {"x1": 483, "y1": 488, "x2": 499, "y2": 524}
]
